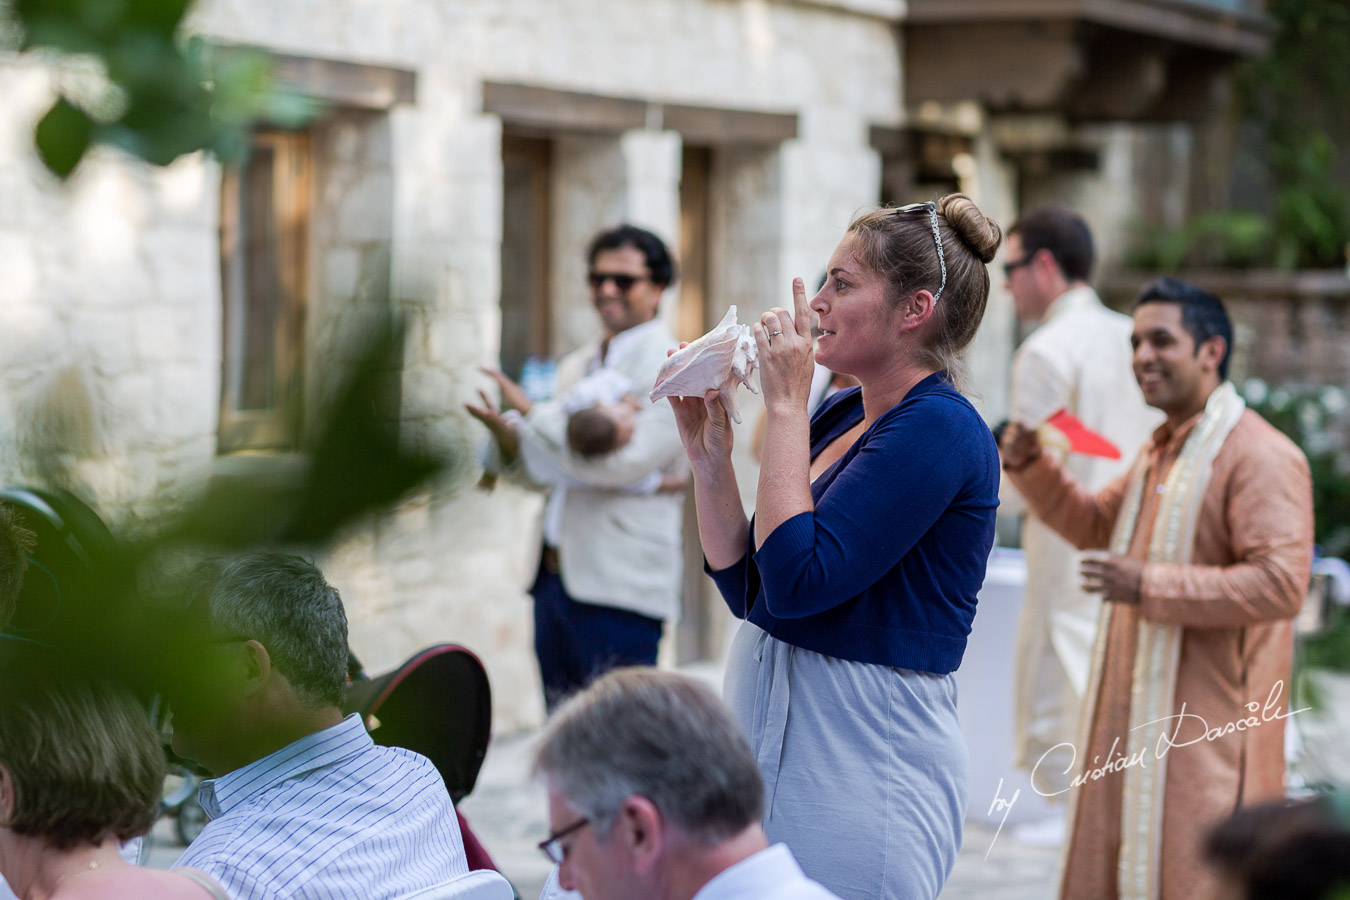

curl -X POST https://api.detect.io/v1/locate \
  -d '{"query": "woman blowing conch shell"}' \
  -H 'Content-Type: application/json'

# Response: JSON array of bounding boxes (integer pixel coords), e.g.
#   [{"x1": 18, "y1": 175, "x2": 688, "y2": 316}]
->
[{"x1": 659, "y1": 195, "x2": 1004, "y2": 900}]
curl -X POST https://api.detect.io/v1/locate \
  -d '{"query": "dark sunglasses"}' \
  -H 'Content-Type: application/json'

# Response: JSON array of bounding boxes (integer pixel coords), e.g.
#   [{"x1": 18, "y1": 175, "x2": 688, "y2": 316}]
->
[
  {"x1": 1002, "y1": 255, "x2": 1035, "y2": 278},
  {"x1": 587, "y1": 272, "x2": 650, "y2": 293}
]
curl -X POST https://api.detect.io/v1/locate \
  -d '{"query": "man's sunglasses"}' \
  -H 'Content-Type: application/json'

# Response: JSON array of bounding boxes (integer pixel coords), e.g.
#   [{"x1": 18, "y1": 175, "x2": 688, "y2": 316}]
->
[{"x1": 587, "y1": 272, "x2": 650, "y2": 293}]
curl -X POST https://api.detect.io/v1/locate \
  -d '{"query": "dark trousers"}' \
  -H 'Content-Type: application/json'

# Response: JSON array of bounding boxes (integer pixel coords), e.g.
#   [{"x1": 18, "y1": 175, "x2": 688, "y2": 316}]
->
[{"x1": 531, "y1": 556, "x2": 663, "y2": 713}]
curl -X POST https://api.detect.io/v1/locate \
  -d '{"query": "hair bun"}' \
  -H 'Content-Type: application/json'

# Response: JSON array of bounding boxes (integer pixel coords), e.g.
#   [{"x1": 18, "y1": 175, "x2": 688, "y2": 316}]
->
[{"x1": 940, "y1": 193, "x2": 1002, "y2": 264}]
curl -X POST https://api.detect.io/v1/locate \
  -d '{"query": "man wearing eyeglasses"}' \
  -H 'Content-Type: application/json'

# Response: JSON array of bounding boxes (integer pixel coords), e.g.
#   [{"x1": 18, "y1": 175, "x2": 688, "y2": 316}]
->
[
  {"x1": 999, "y1": 207, "x2": 1160, "y2": 843},
  {"x1": 471, "y1": 225, "x2": 686, "y2": 712},
  {"x1": 533, "y1": 669, "x2": 841, "y2": 900}
]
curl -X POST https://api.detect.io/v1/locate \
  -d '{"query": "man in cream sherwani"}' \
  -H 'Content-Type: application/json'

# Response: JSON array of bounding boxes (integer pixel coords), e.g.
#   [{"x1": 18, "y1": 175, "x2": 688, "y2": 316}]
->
[
  {"x1": 1000, "y1": 208, "x2": 1161, "y2": 838},
  {"x1": 470, "y1": 225, "x2": 686, "y2": 712}
]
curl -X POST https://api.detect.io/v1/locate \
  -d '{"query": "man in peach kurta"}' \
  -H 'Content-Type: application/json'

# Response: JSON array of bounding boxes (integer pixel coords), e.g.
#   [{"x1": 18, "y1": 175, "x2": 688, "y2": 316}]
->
[{"x1": 1001, "y1": 277, "x2": 1313, "y2": 900}]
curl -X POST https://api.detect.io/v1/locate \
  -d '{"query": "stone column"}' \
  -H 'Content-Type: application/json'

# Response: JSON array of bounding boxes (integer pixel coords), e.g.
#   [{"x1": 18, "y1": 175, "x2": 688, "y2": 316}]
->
[
  {"x1": 963, "y1": 125, "x2": 1019, "y2": 425},
  {"x1": 550, "y1": 134, "x2": 627, "y2": 353},
  {"x1": 621, "y1": 128, "x2": 682, "y2": 326}
]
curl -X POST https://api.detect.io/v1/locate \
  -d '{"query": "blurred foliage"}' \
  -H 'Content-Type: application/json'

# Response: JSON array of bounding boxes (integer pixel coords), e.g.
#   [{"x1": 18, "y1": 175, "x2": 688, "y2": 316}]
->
[
  {"x1": 0, "y1": 316, "x2": 446, "y2": 695},
  {"x1": 168, "y1": 315, "x2": 443, "y2": 549},
  {"x1": 0, "y1": 2, "x2": 421, "y2": 767},
  {"x1": 1127, "y1": 0, "x2": 1350, "y2": 270},
  {"x1": 1243, "y1": 0, "x2": 1350, "y2": 269},
  {"x1": 1128, "y1": 211, "x2": 1275, "y2": 270},
  {"x1": 1302, "y1": 605, "x2": 1350, "y2": 674},
  {"x1": 1, "y1": 0, "x2": 314, "y2": 178}
]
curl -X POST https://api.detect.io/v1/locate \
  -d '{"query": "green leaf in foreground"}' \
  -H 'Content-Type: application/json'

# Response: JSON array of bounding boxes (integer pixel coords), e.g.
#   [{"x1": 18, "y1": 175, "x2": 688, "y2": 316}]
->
[{"x1": 34, "y1": 96, "x2": 94, "y2": 178}]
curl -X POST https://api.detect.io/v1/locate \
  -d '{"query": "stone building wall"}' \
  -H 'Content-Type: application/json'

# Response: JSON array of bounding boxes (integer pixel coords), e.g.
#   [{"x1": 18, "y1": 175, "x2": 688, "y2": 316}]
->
[
  {"x1": 0, "y1": 58, "x2": 221, "y2": 530},
  {"x1": 2, "y1": 0, "x2": 1234, "y2": 733},
  {"x1": 206, "y1": 0, "x2": 905, "y2": 734},
  {"x1": 1, "y1": 0, "x2": 908, "y2": 733},
  {"x1": 956, "y1": 124, "x2": 1019, "y2": 424}
]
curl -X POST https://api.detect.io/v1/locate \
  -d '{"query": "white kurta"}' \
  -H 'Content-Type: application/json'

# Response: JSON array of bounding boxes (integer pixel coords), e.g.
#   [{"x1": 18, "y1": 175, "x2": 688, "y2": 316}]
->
[{"x1": 1003, "y1": 286, "x2": 1162, "y2": 788}]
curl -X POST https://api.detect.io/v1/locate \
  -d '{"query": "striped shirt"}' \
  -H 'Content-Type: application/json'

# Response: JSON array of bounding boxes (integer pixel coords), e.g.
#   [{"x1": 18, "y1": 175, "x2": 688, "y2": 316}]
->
[{"x1": 173, "y1": 714, "x2": 468, "y2": 900}]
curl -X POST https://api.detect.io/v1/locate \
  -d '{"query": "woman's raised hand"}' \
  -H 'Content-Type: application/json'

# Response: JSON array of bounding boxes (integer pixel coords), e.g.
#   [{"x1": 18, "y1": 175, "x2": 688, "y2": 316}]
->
[
  {"x1": 754, "y1": 277, "x2": 815, "y2": 414},
  {"x1": 479, "y1": 367, "x2": 533, "y2": 415},
  {"x1": 669, "y1": 391, "x2": 735, "y2": 468},
  {"x1": 464, "y1": 389, "x2": 521, "y2": 461}
]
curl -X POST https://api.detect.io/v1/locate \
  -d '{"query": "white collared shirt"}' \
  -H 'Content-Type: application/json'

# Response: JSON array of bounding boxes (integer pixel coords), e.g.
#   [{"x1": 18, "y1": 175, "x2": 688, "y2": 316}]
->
[
  {"x1": 692, "y1": 844, "x2": 842, "y2": 900},
  {"x1": 174, "y1": 714, "x2": 468, "y2": 900},
  {"x1": 536, "y1": 843, "x2": 841, "y2": 900},
  {"x1": 596, "y1": 317, "x2": 665, "y2": 370}
]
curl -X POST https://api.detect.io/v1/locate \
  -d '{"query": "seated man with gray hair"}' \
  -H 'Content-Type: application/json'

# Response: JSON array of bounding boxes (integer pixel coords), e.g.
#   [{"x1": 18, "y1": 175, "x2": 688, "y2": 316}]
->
[
  {"x1": 169, "y1": 552, "x2": 468, "y2": 899},
  {"x1": 533, "y1": 668, "x2": 840, "y2": 900}
]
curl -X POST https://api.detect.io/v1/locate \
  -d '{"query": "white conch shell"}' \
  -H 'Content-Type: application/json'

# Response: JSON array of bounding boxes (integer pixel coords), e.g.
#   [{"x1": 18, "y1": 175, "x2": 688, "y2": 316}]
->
[{"x1": 649, "y1": 306, "x2": 759, "y2": 423}]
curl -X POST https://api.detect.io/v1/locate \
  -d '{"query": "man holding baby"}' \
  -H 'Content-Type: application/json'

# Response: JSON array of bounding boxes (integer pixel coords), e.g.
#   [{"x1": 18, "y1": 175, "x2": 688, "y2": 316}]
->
[{"x1": 469, "y1": 224, "x2": 686, "y2": 712}]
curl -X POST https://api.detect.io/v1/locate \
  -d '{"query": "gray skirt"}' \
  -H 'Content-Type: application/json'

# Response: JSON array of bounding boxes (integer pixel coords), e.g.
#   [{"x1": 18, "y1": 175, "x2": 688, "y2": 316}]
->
[{"x1": 724, "y1": 621, "x2": 969, "y2": 900}]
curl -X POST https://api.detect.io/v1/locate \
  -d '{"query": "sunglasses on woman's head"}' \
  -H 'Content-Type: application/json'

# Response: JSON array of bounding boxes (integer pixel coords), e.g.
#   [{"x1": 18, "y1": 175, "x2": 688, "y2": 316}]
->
[{"x1": 894, "y1": 201, "x2": 947, "y2": 303}]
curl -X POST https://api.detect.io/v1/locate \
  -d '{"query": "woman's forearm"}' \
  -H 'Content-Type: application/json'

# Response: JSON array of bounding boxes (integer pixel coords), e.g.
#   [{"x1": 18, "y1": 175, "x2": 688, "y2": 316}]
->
[
  {"x1": 690, "y1": 458, "x2": 751, "y2": 571},
  {"x1": 754, "y1": 402, "x2": 814, "y2": 549}
]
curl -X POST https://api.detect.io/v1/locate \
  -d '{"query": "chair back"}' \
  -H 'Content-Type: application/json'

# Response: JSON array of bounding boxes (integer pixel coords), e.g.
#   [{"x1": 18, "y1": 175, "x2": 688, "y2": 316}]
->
[
  {"x1": 0, "y1": 487, "x2": 129, "y2": 652},
  {"x1": 343, "y1": 644, "x2": 492, "y2": 804}
]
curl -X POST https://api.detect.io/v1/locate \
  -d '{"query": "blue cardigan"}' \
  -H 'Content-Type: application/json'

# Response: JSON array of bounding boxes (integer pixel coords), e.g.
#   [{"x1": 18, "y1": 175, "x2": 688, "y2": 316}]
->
[{"x1": 708, "y1": 374, "x2": 999, "y2": 673}]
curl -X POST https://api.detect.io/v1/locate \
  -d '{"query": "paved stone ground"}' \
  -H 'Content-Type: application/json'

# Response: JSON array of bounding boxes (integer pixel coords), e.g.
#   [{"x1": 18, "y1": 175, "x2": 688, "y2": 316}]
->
[
  {"x1": 941, "y1": 825, "x2": 1060, "y2": 899},
  {"x1": 457, "y1": 729, "x2": 561, "y2": 900}
]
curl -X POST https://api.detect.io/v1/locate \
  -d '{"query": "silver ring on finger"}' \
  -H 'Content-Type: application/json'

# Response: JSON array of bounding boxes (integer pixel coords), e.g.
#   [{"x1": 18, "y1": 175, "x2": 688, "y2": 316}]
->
[{"x1": 768, "y1": 331, "x2": 783, "y2": 338}]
